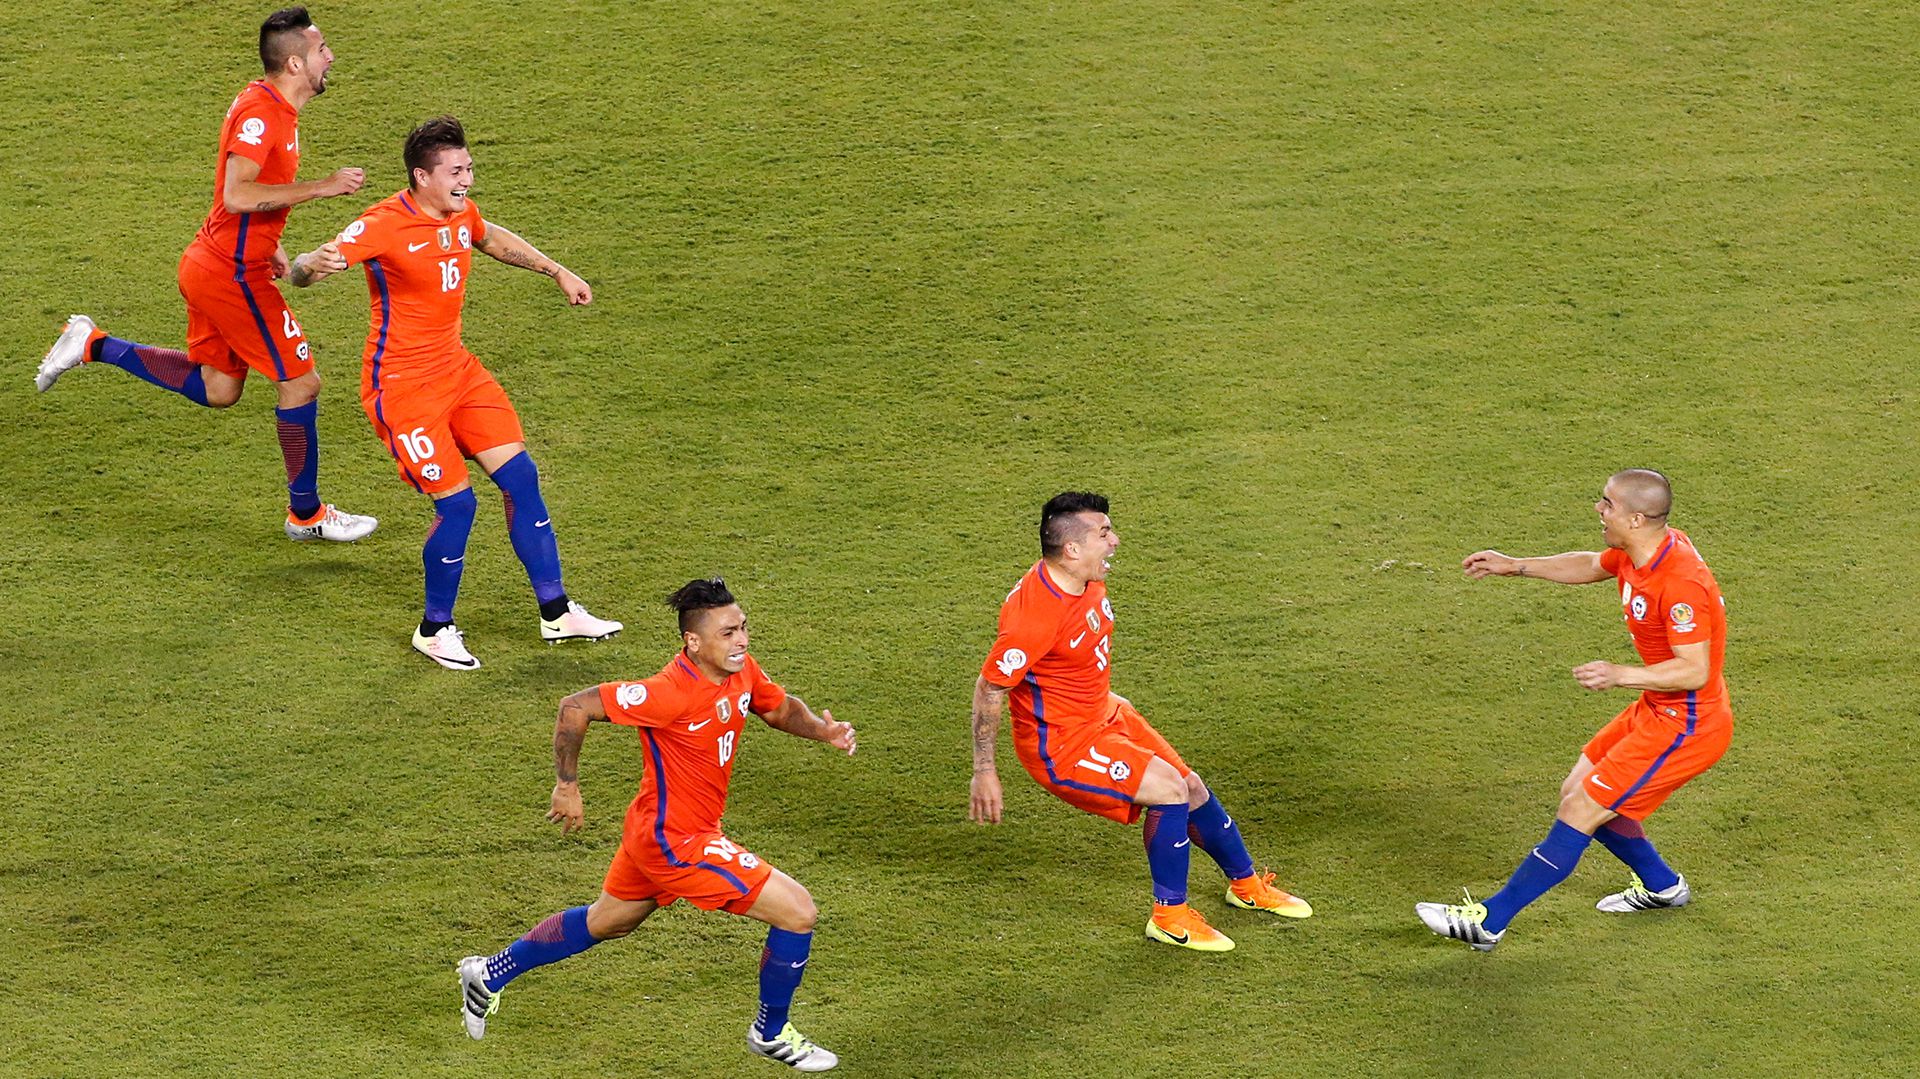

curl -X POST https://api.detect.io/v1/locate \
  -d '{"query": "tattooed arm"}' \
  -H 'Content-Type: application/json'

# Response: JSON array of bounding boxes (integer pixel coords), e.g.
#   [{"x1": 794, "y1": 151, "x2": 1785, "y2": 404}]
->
[
  {"x1": 221, "y1": 153, "x2": 364, "y2": 215},
  {"x1": 476, "y1": 221, "x2": 593, "y2": 305},
  {"x1": 548, "y1": 687, "x2": 608, "y2": 833},
  {"x1": 287, "y1": 240, "x2": 346, "y2": 288},
  {"x1": 968, "y1": 677, "x2": 1010, "y2": 823}
]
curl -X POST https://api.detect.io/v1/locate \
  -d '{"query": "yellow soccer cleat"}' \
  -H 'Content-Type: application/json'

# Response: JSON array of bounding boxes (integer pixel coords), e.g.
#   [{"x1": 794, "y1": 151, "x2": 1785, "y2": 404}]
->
[
  {"x1": 1225, "y1": 870, "x2": 1314, "y2": 919},
  {"x1": 1145, "y1": 903, "x2": 1235, "y2": 952}
]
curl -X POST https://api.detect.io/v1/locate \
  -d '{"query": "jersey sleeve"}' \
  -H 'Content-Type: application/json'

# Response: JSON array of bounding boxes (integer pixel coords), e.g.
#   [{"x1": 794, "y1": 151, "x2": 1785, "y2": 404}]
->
[
  {"x1": 980, "y1": 600, "x2": 1054, "y2": 688},
  {"x1": 744, "y1": 657, "x2": 789, "y2": 715},
  {"x1": 597, "y1": 677, "x2": 679, "y2": 728},
  {"x1": 225, "y1": 102, "x2": 283, "y2": 167},
  {"x1": 1598, "y1": 547, "x2": 1626, "y2": 577},
  {"x1": 1660, "y1": 579, "x2": 1714, "y2": 647},
  {"x1": 336, "y1": 210, "x2": 388, "y2": 266}
]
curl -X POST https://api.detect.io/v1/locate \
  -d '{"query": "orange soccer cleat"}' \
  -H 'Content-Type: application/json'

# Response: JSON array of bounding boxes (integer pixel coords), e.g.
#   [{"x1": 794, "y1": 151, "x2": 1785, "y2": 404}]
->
[
  {"x1": 1145, "y1": 902, "x2": 1235, "y2": 952},
  {"x1": 1225, "y1": 871, "x2": 1314, "y2": 919}
]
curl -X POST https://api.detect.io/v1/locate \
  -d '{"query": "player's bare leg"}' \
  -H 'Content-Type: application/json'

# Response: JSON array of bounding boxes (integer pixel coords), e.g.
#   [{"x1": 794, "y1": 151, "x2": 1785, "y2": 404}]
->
[
  {"x1": 1135, "y1": 757, "x2": 1233, "y2": 951},
  {"x1": 414, "y1": 482, "x2": 480, "y2": 669},
  {"x1": 740, "y1": 870, "x2": 838, "y2": 1072},
  {"x1": 472, "y1": 441, "x2": 621, "y2": 642},
  {"x1": 458, "y1": 892, "x2": 657, "y2": 1039}
]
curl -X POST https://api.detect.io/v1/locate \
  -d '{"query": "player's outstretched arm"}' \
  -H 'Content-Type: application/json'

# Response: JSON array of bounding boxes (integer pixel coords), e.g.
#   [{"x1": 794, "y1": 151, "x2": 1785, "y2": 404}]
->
[
  {"x1": 287, "y1": 240, "x2": 347, "y2": 288},
  {"x1": 969, "y1": 677, "x2": 1009, "y2": 824},
  {"x1": 549, "y1": 687, "x2": 608, "y2": 833},
  {"x1": 761, "y1": 696, "x2": 857, "y2": 756},
  {"x1": 221, "y1": 153, "x2": 363, "y2": 215},
  {"x1": 475, "y1": 222, "x2": 592, "y2": 305},
  {"x1": 1463, "y1": 549, "x2": 1609, "y2": 584}
]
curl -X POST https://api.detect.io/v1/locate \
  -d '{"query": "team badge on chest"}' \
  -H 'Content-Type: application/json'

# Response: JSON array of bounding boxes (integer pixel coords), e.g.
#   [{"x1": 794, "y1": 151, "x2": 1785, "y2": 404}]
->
[
  {"x1": 1086, "y1": 609, "x2": 1102, "y2": 634},
  {"x1": 437, "y1": 226, "x2": 452, "y2": 251},
  {"x1": 1630, "y1": 595, "x2": 1648, "y2": 620}
]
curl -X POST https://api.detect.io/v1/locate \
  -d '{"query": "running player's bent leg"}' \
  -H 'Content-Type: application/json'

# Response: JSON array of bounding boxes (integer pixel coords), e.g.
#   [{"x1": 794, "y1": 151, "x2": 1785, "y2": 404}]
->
[
  {"x1": 740, "y1": 870, "x2": 819, "y2": 1041},
  {"x1": 86, "y1": 330, "x2": 217, "y2": 406},
  {"x1": 1479, "y1": 786, "x2": 1612, "y2": 934},
  {"x1": 479, "y1": 892, "x2": 655, "y2": 994},
  {"x1": 476, "y1": 443, "x2": 568, "y2": 619},
  {"x1": 1180, "y1": 773, "x2": 1255, "y2": 882},
  {"x1": 1592, "y1": 816, "x2": 1681, "y2": 892}
]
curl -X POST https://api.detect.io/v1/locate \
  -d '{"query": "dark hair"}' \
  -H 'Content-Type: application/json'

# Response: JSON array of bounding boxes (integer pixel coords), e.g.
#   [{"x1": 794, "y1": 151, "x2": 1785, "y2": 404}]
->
[
  {"x1": 1040, "y1": 491, "x2": 1110, "y2": 557},
  {"x1": 667, "y1": 577, "x2": 737, "y2": 633},
  {"x1": 403, "y1": 115, "x2": 467, "y2": 189},
  {"x1": 259, "y1": 7, "x2": 314, "y2": 73}
]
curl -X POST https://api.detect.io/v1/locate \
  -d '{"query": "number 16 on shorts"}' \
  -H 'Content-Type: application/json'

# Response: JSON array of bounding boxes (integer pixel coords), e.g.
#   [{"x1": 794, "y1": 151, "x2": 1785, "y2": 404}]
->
[{"x1": 395, "y1": 426, "x2": 446, "y2": 484}]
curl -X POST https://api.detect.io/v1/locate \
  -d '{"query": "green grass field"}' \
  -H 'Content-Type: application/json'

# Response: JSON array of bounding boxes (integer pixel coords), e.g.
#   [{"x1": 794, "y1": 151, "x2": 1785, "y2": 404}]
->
[{"x1": 4, "y1": 1, "x2": 1917, "y2": 1075}]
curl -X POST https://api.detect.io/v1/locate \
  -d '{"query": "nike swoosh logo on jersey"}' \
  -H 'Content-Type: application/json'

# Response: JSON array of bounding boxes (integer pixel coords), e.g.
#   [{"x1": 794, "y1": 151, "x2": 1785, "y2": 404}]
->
[
  {"x1": 1069, "y1": 632, "x2": 1087, "y2": 647},
  {"x1": 688, "y1": 718, "x2": 713, "y2": 731},
  {"x1": 1592, "y1": 777, "x2": 1613, "y2": 790},
  {"x1": 409, "y1": 241, "x2": 430, "y2": 251}
]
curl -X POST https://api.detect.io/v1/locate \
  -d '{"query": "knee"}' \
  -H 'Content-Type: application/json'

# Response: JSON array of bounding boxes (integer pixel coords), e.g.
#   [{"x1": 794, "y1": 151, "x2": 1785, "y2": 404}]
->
[
  {"x1": 778, "y1": 889, "x2": 819, "y2": 934},
  {"x1": 204, "y1": 380, "x2": 243, "y2": 408},
  {"x1": 1184, "y1": 771, "x2": 1210, "y2": 808},
  {"x1": 586, "y1": 902, "x2": 643, "y2": 940},
  {"x1": 278, "y1": 372, "x2": 320, "y2": 406}
]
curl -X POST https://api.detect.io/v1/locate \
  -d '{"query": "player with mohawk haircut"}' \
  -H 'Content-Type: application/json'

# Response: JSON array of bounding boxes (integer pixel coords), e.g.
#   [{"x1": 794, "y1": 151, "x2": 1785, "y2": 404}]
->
[{"x1": 456, "y1": 578, "x2": 856, "y2": 1072}]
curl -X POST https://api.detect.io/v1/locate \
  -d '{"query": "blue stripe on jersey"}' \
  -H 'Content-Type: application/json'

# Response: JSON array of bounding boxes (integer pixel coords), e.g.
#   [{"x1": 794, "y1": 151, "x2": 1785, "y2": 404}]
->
[
  {"x1": 640, "y1": 729, "x2": 750, "y2": 894},
  {"x1": 1647, "y1": 535, "x2": 1676, "y2": 572},
  {"x1": 1028, "y1": 674, "x2": 1131, "y2": 803},
  {"x1": 364, "y1": 259, "x2": 421, "y2": 491},
  {"x1": 230, "y1": 213, "x2": 288, "y2": 380},
  {"x1": 1606, "y1": 693, "x2": 1697, "y2": 811}
]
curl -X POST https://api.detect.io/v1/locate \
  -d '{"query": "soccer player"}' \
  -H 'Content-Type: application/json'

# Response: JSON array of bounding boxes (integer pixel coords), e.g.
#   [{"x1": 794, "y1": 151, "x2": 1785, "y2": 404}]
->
[
  {"x1": 1417, "y1": 468, "x2": 1734, "y2": 951},
  {"x1": 35, "y1": 7, "x2": 376, "y2": 543},
  {"x1": 455, "y1": 578, "x2": 854, "y2": 1072},
  {"x1": 288, "y1": 115, "x2": 618, "y2": 668},
  {"x1": 969, "y1": 492, "x2": 1312, "y2": 952}
]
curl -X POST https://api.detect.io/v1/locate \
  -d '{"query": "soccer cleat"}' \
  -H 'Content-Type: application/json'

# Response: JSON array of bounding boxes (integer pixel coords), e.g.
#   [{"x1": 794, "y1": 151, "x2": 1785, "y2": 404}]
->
[
  {"x1": 540, "y1": 600, "x2": 623, "y2": 643},
  {"x1": 284, "y1": 504, "x2": 379, "y2": 542},
  {"x1": 414, "y1": 624, "x2": 481, "y2": 670},
  {"x1": 746, "y1": 1020, "x2": 840, "y2": 1072},
  {"x1": 1596, "y1": 873, "x2": 1690, "y2": 913},
  {"x1": 1415, "y1": 891, "x2": 1502, "y2": 952},
  {"x1": 37, "y1": 314, "x2": 96, "y2": 392},
  {"x1": 456, "y1": 956, "x2": 499, "y2": 1040},
  {"x1": 1144, "y1": 903, "x2": 1235, "y2": 952},
  {"x1": 1225, "y1": 870, "x2": 1314, "y2": 919}
]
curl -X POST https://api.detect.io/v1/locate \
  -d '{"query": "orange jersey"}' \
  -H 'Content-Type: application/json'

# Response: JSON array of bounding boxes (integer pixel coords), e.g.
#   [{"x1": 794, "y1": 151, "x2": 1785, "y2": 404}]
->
[
  {"x1": 336, "y1": 191, "x2": 487, "y2": 389},
  {"x1": 1600, "y1": 528, "x2": 1730, "y2": 718},
  {"x1": 981, "y1": 562, "x2": 1117, "y2": 742},
  {"x1": 182, "y1": 82, "x2": 302, "y2": 281},
  {"x1": 598, "y1": 653, "x2": 789, "y2": 854}
]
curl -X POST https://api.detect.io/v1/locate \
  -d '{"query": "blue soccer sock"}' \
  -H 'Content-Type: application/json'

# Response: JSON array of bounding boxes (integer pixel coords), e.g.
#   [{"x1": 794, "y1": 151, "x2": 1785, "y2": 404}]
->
[
  {"x1": 1593, "y1": 817, "x2": 1681, "y2": 892},
  {"x1": 488, "y1": 451, "x2": 566, "y2": 612},
  {"x1": 481, "y1": 905, "x2": 600, "y2": 992},
  {"x1": 90, "y1": 335, "x2": 210, "y2": 406},
  {"x1": 755, "y1": 928, "x2": 813, "y2": 1039},
  {"x1": 422, "y1": 488, "x2": 477, "y2": 629},
  {"x1": 1480, "y1": 820, "x2": 1593, "y2": 934},
  {"x1": 1187, "y1": 792, "x2": 1255, "y2": 882},
  {"x1": 1142, "y1": 803, "x2": 1192, "y2": 907},
  {"x1": 274, "y1": 401, "x2": 322, "y2": 518}
]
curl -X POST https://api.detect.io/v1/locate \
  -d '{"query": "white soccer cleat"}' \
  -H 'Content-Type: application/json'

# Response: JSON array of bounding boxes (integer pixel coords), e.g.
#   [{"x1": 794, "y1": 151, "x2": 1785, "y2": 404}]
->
[
  {"x1": 37, "y1": 314, "x2": 95, "y2": 392},
  {"x1": 540, "y1": 600, "x2": 622, "y2": 643},
  {"x1": 285, "y1": 504, "x2": 379, "y2": 542},
  {"x1": 1596, "y1": 873, "x2": 1690, "y2": 913},
  {"x1": 456, "y1": 955, "x2": 499, "y2": 1040},
  {"x1": 1416, "y1": 892, "x2": 1503, "y2": 952},
  {"x1": 414, "y1": 624, "x2": 480, "y2": 670},
  {"x1": 746, "y1": 1021, "x2": 839, "y2": 1072}
]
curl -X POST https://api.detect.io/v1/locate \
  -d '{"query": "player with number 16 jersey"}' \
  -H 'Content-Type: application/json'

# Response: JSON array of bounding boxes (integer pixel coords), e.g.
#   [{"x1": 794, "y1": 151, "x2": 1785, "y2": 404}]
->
[{"x1": 291, "y1": 115, "x2": 620, "y2": 670}]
